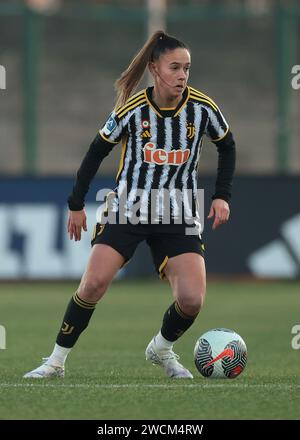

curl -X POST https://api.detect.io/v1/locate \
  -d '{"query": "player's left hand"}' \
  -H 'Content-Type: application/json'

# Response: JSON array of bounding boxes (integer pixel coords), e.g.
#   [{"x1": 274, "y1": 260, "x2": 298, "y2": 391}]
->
[{"x1": 207, "y1": 199, "x2": 230, "y2": 230}]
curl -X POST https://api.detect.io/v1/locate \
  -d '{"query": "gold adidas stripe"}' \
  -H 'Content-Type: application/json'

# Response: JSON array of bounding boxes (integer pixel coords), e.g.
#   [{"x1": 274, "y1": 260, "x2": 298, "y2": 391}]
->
[
  {"x1": 189, "y1": 87, "x2": 219, "y2": 110},
  {"x1": 116, "y1": 91, "x2": 146, "y2": 116},
  {"x1": 190, "y1": 91, "x2": 218, "y2": 108},
  {"x1": 189, "y1": 94, "x2": 218, "y2": 112},
  {"x1": 115, "y1": 90, "x2": 145, "y2": 114},
  {"x1": 117, "y1": 97, "x2": 147, "y2": 119},
  {"x1": 122, "y1": 89, "x2": 145, "y2": 105}
]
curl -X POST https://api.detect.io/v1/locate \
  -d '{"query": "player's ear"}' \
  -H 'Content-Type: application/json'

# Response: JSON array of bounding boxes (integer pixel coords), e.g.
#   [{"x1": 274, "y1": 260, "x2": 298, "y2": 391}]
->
[{"x1": 148, "y1": 62, "x2": 157, "y2": 78}]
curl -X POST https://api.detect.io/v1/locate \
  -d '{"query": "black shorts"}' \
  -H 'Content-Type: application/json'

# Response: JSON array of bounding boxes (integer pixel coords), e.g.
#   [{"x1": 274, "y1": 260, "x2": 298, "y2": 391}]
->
[{"x1": 91, "y1": 223, "x2": 205, "y2": 279}]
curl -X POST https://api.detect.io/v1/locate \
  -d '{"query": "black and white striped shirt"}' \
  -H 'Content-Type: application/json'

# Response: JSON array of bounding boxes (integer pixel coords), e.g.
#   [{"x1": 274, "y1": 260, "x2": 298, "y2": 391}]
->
[{"x1": 68, "y1": 85, "x2": 235, "y2": 225}]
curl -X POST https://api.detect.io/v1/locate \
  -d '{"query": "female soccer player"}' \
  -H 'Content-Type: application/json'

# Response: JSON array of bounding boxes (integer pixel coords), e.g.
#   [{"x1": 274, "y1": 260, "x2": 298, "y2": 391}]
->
[{"x1": 24, "y1": 31, "x2": 235, "y2": 379}]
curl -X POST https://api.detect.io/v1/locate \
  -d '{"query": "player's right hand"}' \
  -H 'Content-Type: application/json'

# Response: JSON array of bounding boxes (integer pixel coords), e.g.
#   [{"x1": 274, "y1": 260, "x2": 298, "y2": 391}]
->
[{"x1": 68, "y1": 209, "x2": 87, "y2": 241}]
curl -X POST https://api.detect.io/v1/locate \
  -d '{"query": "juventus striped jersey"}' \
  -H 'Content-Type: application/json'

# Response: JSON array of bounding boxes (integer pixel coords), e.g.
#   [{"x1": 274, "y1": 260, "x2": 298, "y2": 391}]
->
[{"x1": 68, "y1": 85, "x2": 236, "y2": 224}]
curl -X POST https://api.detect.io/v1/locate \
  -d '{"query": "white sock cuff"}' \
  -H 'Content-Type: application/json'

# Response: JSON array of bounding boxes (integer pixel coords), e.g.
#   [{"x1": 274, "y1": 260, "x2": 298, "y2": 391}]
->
[
  {"x1": 48, "y1": 343, "x2": 72, "y2": 367},
  {"x1": 155, "y1": 331, "x2": 174, "y2": 350}
]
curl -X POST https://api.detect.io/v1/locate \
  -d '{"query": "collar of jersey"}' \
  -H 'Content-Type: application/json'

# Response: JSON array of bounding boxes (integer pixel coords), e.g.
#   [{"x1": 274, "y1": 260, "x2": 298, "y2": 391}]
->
[{"x1": 145, "y1": 86, "x2": 190, "y2": 118}]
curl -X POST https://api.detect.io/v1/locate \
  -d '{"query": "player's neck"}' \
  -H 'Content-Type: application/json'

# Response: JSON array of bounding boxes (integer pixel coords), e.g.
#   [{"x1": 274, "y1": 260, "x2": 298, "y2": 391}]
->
[{"x1": 152, "y1": 87, "x2": 182, "y2": 109}]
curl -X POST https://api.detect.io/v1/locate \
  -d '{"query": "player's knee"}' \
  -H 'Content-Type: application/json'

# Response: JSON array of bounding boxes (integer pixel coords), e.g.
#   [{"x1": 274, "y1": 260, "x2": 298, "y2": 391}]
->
[
  {"x1": 178, "y1": 286, "x2": 206, "y2": 316},
  {"x1": 180, "y1": 297, "x2": 203, "y2": 316},
  {"x1": 78, "y1": 277, "x2": 108, "y2": 302}
]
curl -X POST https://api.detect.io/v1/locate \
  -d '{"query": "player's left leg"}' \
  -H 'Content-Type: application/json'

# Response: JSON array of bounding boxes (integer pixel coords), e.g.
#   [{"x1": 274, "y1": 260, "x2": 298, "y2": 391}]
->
[{"x1": 145, "y1": 252, "x2": 205, "y2": 379}]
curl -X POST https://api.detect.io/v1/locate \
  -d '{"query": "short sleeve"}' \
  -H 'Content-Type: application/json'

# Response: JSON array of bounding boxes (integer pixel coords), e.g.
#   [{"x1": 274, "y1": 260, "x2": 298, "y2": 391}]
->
[
  {"x1": 99, "y1": 110, "x2": 127, "y2": 144},
  {"x1": 205, "y1": 104, "x2": 229, "y2": 142}
]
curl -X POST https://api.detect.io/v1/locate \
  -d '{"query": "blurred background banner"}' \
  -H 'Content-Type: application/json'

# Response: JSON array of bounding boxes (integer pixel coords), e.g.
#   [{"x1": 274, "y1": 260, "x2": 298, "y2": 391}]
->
[
  {"x1": 0, "y1": 175, "x2": 299, "y2": 279},
  {"x1": 0, "y1": 0, "x2": 299, "y2": 279}
]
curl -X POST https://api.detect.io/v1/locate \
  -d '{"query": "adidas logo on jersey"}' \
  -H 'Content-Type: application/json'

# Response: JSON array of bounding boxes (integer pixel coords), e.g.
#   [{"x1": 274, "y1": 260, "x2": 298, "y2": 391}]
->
[
  {"x1": 143, "y1": 142, "x2": 190, "y2": 166},
  {"x1": 141, "y1": 130, "x2": 151, "y2": 139}
]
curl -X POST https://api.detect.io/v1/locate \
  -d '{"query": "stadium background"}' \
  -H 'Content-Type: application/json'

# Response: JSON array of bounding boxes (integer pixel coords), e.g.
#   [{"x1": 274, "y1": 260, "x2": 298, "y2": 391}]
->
[
  {"x1": 0, "y1": 0, "x2": 300, "y2": 422},
  {"x1": 0, "y1": 0, "x2": 300, "y2": 280},
  {"x1": 1, "y1": 0, "x2": 299, "y2": 280}
]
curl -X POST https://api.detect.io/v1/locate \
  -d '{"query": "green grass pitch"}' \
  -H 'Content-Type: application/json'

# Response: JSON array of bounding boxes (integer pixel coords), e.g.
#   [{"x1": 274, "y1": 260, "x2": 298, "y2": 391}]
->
[{"x1": 0, "y1": 279, "x2": 300, "y2": 420}]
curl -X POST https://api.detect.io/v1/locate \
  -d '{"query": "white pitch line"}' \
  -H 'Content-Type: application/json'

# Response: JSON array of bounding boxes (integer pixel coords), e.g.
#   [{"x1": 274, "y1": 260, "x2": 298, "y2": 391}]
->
[{"x1": 0, "y1": 383, "x2": 300, "y2": 390}]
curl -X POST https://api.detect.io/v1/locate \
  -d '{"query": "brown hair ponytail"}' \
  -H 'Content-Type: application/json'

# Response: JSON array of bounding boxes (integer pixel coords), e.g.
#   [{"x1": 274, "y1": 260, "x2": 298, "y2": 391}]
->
[{"x1": 114, "y1": 30, "x2": 165, "y2": 109}]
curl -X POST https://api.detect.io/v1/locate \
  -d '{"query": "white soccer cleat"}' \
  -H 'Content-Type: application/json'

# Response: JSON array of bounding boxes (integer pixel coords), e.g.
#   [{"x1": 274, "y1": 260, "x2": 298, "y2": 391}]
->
[
  {"x1": 145, "y1": 337, "x2": 193, "y2": 379},
  {"x1": 23, "y1": 358, "x2": 64, "y2": 379}
]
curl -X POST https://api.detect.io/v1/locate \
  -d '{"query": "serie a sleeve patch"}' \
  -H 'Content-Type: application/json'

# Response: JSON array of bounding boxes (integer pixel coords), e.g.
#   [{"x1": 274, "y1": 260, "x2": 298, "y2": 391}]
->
[{"x1": 102, "y1": 114, "x2": 117, "y2": 136}]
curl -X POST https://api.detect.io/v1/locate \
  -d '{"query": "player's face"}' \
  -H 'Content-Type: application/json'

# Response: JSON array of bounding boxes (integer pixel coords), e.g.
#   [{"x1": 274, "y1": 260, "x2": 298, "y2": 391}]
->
[{"x1": 151, "y1": 48, "x2": 191, "y2": 98}]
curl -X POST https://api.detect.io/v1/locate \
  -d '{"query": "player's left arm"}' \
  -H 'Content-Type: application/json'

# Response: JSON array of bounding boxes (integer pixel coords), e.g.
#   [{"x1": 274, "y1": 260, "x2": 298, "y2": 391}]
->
[{"x1": 205, "y1": 105, "x2": 236, "y2": 230}]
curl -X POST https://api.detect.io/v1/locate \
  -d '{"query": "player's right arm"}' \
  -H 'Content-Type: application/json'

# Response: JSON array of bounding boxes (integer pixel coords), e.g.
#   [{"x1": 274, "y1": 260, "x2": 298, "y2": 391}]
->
[{"x1": 68, "y1": 110, "x2": 126, "y2": 241}]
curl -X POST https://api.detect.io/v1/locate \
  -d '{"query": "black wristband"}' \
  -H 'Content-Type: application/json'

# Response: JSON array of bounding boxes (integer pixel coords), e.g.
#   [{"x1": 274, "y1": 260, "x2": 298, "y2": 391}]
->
[
  {"x1": 211, "y1": 193, "x2": 231, "y2": 203},
  {"x1": 67, "y1": 195, "x2": 84, "y2": 211}
]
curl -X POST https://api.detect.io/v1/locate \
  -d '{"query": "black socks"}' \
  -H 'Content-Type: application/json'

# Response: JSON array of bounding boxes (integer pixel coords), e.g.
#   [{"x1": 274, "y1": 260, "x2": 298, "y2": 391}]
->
[
  {"x1": 161, "y1": 301, "x2": 199, "y2": 342},
  {"x1": 56, "y1": 291, "x2": 97, "y2": 348}
]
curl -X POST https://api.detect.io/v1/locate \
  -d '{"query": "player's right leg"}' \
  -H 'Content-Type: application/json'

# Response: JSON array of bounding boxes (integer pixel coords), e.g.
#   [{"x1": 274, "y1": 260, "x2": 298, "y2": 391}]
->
[{"x1": 23, "y1": 244, "x2": 125, "y2": 378}]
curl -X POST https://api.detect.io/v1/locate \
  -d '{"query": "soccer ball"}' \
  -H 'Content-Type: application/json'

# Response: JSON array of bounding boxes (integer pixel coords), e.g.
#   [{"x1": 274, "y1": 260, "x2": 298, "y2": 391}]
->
[{"x1": 194, "y1": 328, "x2": 247, "y2": 379}]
